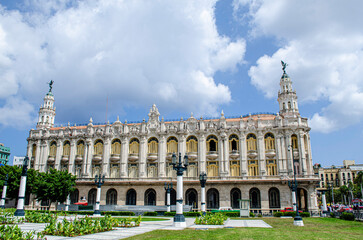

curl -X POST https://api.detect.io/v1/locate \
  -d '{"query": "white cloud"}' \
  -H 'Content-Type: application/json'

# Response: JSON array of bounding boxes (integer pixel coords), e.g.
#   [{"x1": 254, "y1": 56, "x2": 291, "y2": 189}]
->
[
  {"x1": 0, "y1": 97, "x2": 35, "y2": 128},
  {"x1": 0, "y1": 0, "x2": 246, "y2": 127},
  {"x1": 234, "y1": 0, "x2": 363, "y2": 133}
]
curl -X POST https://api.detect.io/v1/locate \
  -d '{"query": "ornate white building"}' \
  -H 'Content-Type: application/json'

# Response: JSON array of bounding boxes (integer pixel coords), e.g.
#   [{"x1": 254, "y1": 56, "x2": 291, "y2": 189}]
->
[{"x1": 27, "y1": 67, "x2": 319, "y2": 214}]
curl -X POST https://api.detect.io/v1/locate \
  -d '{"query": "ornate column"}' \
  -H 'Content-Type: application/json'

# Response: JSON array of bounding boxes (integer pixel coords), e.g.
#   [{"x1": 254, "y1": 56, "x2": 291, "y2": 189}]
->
[
  {"x1": 285, "y1": 133, "x2": 293, "y2": 176},
  {"x1": 34, "y1": 140, "x2": 41, "y2": 170},
  {"x1": 218, "y1": 137, "x2": 224, "y2": 176},
  {"x1": 240, "y1": 133, "x2": 247, "y2": 178},
  {"x1": 257, "y1": 132, "x2": 266, "y2": 176},
  {"x1": 68, "y1": 139, "x2": 76, "y2": 174},
  {"x1": 103, "y1": 138, "x2": 111, "y2": 177},
  {"x1": 139, "y1": 136, "x2": 147, "y2": 178},
  {"x1": 198, "y1": 134, "x2": 206, "y2": 174},
  {"x1": 54, "y1": 140, "x2": 62, "y2": 170},
  {"x1": 298, "y1": 131, "x2": 307, "y2": 176},
  {"x1": 276, "y1": 134, "x2": 286, "y2": 175},
  {"x1": 223, "y1": 135, "x2": 229, "y2": 176},
  {"x1": 26, "y1": 143, "x2": 32, "y2": 168},
  {"x1": 41, "y1": 141, "x2": 49, "y2": 172},
  {"x1": 159, "y1": 135, "x2": 166, "y2": 178},
  {"x1": 85, "y1": 139, "x2": 93, "y2": 177},
  {"x1": 120, "y1": 137, "x2": 128, "y2": 177}
]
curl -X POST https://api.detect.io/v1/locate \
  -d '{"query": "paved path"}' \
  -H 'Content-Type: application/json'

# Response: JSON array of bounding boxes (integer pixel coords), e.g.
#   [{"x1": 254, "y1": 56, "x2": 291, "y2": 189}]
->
[{"x1": 16, "y1": 218, "x2": 272, "y2": 240}]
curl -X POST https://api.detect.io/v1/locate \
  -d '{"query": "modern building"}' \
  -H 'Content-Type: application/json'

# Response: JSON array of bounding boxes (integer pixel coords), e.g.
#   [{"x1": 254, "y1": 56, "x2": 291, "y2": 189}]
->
[
  {"x1": 314, "y1": 160, "x2": 363, "y2": 190},
  {"x1": 26, "y1": 66, "x2": 319, "y2": 214},
  {"x1": 0, "y1": 143, "x2": 10, "y2": 165}
]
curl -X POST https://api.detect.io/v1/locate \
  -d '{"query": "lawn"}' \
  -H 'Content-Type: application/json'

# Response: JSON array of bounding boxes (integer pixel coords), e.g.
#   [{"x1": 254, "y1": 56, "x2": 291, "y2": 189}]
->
[{"x1": 125, "y1": 217, "x2": 363, "y2": 240}]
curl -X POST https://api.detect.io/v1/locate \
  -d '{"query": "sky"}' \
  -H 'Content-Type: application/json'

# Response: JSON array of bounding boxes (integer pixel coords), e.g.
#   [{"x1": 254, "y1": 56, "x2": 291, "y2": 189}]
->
[{"x1": 0, "y1": 0, "x2": 362, "y2": 167}]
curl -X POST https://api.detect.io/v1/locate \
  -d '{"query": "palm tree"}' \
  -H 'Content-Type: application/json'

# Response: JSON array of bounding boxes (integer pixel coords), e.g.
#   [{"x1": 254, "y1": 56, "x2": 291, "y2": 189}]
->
[
  {"x1": 347, "y1": 181, "x2": 355, "y2": 204},
  {"x1": 354, "y1": 171, "x2": 363, "y2": 198},
  {"x1": 339, "y1": 185, "x2": 349, "y2": 205}
]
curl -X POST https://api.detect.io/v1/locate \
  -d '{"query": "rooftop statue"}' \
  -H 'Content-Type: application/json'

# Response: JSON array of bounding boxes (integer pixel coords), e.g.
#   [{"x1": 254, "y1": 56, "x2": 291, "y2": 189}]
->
[
  {"x1": 281, "y1": 61, "x2": 288, "y2": 74},
  {"x1": 48, "y1": 80, "x2": 54, "y2": 92}
]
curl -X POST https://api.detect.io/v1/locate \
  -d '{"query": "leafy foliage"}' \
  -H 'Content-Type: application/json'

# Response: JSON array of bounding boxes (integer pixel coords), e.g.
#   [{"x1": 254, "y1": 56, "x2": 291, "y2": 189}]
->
[
  {"x1": 194, "y1": 212, "x2": 228, "y2": 225},
  {"x1": 144, "y1": 211, "x2": 158, "y2": 216},
  {"x1": 0, "y1": 225, "x2": 45, "y2": 240},
  {"x1": 25, "y1": 211, "x2": 58, "y2": 223},
  {"x1": 32, "y1": 168, "x2": 76, "y2": 208},
  {"x1": 340, "y1": 212, "x2": 355, "y2": 221}
]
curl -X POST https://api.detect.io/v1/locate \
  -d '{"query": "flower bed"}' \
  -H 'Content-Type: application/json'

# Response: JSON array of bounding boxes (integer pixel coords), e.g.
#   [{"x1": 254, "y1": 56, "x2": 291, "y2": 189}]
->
[{"x1": 194, "y1": 212, "x2": 228, "y2": 225}]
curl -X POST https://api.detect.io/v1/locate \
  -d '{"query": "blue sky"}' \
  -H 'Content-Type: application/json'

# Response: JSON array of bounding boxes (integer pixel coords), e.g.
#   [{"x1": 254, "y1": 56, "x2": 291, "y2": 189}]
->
[{"x1": 0, "y1": 0, "x2": 362, "y2": 167}]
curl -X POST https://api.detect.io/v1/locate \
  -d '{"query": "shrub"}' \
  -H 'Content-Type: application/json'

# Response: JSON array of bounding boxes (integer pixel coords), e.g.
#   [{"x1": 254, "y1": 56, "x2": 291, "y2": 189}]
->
[
  {"x1": 194, "y1": 212, "x2": 228, "y2": 225},
  {"x1": 257, "y1": 214, "x2": 262, "y2": 217},
  {"x1": 164, "y1": 212, "x2": 176, "y2": 216},
  {"x1": 184, "y1": 212, "x2": 201, "y2": 217},
  {"x1": 143, "y1": 211, "x2": 158, "y2": 216},
  {"x1": 273, "y1": 212, "x2": 283, "y2": 217},
  {"x1": 330, "y1": 212, "x2": 335, "y2": 218},
  {"x1": 249, "y1": 212, "x2": 255, "y2": 217},
  {"x1": 340, "y1": 212, "x2": 355, "y2": 221},
  {"x1": 224, "y1": 212, "x2": 239, "y2": 217},
  {"x1": 101, "y1": 211, "x2": 135, "y2": 216},
  {"x1": 0, "y1": 225, "x2": 45, "y2": 240},
  {"x1": 300, "y1": 212, "x2": 310, "y2": 218},
  {"x1": 283, "y1": 211, "x2": 296, "y2": 217}
]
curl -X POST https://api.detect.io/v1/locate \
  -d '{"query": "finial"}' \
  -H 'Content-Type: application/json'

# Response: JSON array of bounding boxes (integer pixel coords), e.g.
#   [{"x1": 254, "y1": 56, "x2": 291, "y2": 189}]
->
[
  {"x1": 107, "y1": 120, "x2": 110, "y2": 124},
  {"x1": 125, "y1": 120, "x2": 127, "y2": 124},
  {"x1": 191, "y1": 112, "x2": 194, "y2": 118},
  {"x1": 117, "y1": 116, "x2": 120, "y2": 121},
  {"x1": 89, "y1": 117, "x2": 93, "y2": 123},
  {"x1": 143, "y1": 118, "x2": 146, "y2": 122},
  {"x1": 181, "y1": 117, "x2": 183, "y2": 121},
  {"x1": 221, "y1": 110, "x2": 224, "y2": 117},
  {"x1": 68, "y1": 122, "x2": 70, "y2": 126},
  {"x1": 281, "y1": 60, "x2": 287, "y2": 74},
  {"x1": 161, "y1": 117, "x2": 164, "y2": 122}
]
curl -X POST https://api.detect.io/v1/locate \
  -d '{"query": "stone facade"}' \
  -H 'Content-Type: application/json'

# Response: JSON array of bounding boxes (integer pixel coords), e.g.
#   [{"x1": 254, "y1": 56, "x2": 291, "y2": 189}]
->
[{"x1": 26, "y1": 68, "x2": 319, "y2": 214}]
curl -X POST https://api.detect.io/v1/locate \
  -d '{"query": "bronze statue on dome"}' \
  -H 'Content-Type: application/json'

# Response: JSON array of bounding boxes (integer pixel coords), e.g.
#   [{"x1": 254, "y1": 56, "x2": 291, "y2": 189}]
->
[
  {"x1": 281, "y1": 61, "x2": 288, "y2": 74},
  {"x1": 48, "y1": 80, "x2": 54, "y2": 92}
]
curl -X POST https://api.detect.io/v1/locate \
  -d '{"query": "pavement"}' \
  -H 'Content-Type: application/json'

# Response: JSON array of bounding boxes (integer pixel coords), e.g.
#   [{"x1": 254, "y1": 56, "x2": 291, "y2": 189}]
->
[{"x1": 16, "y1": 217, "x2": 272, "y2": 240}]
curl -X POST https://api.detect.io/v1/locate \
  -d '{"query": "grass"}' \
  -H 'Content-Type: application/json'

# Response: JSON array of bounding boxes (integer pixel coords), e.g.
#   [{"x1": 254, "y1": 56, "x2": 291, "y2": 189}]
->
[{"x1": 124, "y1": 217, "x2": 363, "y2": 240}]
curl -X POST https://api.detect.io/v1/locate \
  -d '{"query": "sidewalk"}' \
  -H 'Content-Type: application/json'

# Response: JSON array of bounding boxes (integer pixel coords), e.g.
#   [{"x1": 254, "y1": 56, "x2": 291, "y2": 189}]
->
[{"x1": 16, "y1": 217, "x2": 272, "y2": 240}]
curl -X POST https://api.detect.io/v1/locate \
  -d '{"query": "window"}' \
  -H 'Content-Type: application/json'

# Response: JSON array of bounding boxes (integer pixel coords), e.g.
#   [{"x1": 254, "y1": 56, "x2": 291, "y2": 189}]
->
[
  {"x1": 77, "y1": 141, "x2": 85, "y2": 156},
  {"x1": 291, "y1": 135, "x2": 298, "y2": 149},
  {"x1": 129, "y1": 138, "x2": 139, "y2": 154},
  {"x1": 230, "y1": 161, "x2": 240, "y2": 176},
  {"x1": 148, "y1": 137, "x2": 158, "y2": 154},
  {"x1": 186, "y1": 136, "x2": 198, "y2": 153},
  {"x1": 167, "y1": 137, "x2": 178, "y2": 153},
  {"x1": 94, "y1": 140, "x2": 104, "y2": 155},
  {"x1": 49, "y1": 141, "x2": 57, "y2": 157},
  {"x1": 248, "y1": 160, "x2": 258, "y2": 176},
  {"x1": 269, "y1": 188, "x2": 280, "y2": 208},
  {"x1": 106, "y1": 189, "x2": 117, "y2": 205},
  {"x1": 111, "y1": 139, "x2": 121, "y2": 155},
  {"x1": 63, "y1": 141, "x2": 70, "y2": 156},
  {"x1": 267, "y1": 160, "x2": 277, "y2": 176},
  {"x1": 246, "y1": 134, "x2": 257, "y2": 151},
  {"x1": 126, "y1": 189, "x2": 136, "y2": 205},
  {"x1": 264, "y1": 133, "x2": 275, "y2": 150},
  {"x1": 206, "y1": 135, "x2": 218, "y2": 152},
  {"x1": 229, "y1": 134, "x2": 239, "y2": 152},
  {"x1": 249, "y1": 188, "x2": 261, "y2": 208},
  {"x1": 207, "y1": 162, "x2": 218, "y2": 177},
  {"x1": 32, "y1": 144, "x2": 37, "y2": 158}
]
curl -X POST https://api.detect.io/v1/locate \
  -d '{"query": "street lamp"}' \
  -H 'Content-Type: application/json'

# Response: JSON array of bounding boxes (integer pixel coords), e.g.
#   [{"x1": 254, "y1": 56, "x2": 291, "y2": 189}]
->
[
  {"x1": 93, "y1": 174, "x2": 105, "y2": 216},
  {"x1": 199, "y1": 172, "x2": 207, "y2": 214},
  {"x1": 172, "y1": 152, "x2": 188, "y2": 227},
  {"x1": 0, "y1": 174, "x2": 8, "y2": 209},
  {"x1": 164, "y1": 182, "x2": 173, "y2": 212},
  {"x1": 14, "y1": 156, "x2": 29, "y2": 217},
  {"x1": 287, "y1": 146, "x2": 303, "y2": 226}
]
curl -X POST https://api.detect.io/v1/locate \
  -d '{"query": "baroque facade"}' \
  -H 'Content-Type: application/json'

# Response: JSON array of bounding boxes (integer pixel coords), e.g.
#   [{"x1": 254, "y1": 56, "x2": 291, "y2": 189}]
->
[{"x1": 27, "y1": 67, "x2": 319, "y2": 214}]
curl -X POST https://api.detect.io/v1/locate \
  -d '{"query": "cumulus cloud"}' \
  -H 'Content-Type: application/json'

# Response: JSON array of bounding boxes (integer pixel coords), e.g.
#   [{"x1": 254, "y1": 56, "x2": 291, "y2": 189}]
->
[
  {"x1": 234, "y1": 0, "x2": 363, "y2": 133},
  {"x1": 0, "y1": 0, "x2": 245, "y2": 128}
]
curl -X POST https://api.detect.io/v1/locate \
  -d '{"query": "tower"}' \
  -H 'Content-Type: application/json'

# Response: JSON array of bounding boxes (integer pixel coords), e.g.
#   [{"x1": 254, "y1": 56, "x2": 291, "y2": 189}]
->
[
  {"x1": 277, "y1": 61, "x2": 299, "y2": 118},
  {"x1": 37, "y1": 81, "x2": 56, "y2": 129}
]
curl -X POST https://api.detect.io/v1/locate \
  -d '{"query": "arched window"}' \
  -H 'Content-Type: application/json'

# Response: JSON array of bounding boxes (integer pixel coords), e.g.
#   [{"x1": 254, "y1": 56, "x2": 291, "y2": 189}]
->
[
  {"x1": 249, "y1": 188, "x2": 261, "y2": 208},
  {"x1": 207, "y1": 162, "x2": 218, "y2": 177},
  {"x1": 111, "y1": 139, "x2": 121, "y2": 155},
  {"x1": 206, "y1": 135, "x2": 218, "y2": 152},
  {"x1": 291, "y1": 135, "x2": 298, "y2": 150},
  {"x1": 207, "y1": 188, "x2": 219, "y2": 209},
  {"x1": 283, "y1": 102, "x2": 286, "y2": 110},
  {"x1": 288, "y1": 101, "x2": 292, "y2": 109},
  {"x1": 267, "y1": 160, "x2": 277, "y2": 175},
  {"x1": 185, "y1": 188, "x2": 198, "y2": 209},
  {"x1": 129, "y1": 138, "x2": 140, "y2": 154},
  {"x1": 264, "y1": 133, "x2": 275, "y2": 150},
  {"x1": 63, "y1": 141, "x2": 70, "y2": 156},
  {"x1": 77, "y1": 140, "x2": 85, "y2": 156},
  {"x1": 246, "y1": 134, "x2": 257, "y2": 151},
  {"x1": 230, "y1": 161, "x2": 240, "y2": 177},
  {"x1": 167, "y1": 136, "x2": 178, "y2": 153},
  {"x1": 248, "y1": 160, "x2": 258, "y2": 176},
  {"x1": 230, "y1": 188, "x2": 241, "y2": 209},
  {"x1": 88, "y1": 189, "x2": 97, "y2": 205},
  {"x1": 106, "y1": 189, "x2": 117, "y2": 205},
  {"x1": 148, "y1": 138, "x2": 158, "y2": 154},
  {"x1": 70, "y1": 189, "x2": 79, "y2": 204},
  {"x1": 126, "y1": 189, "x2": 137, "y2": 205},
  {"x1": 49, "y1": 141, "x2": 57, "y2": 157},
  {"x1": 94, "y1": 139, "x2": 104, "y2": 155},
  {"x1": 144, "y1": 189, "x2": 156, "y2": 206},
  {"x1": 269, "y1": 188, "x2": 280, "y2": 208},
  {"x1": 229, "y1": 134, "x2": 239, "y2": 152},
  {"x1": 128, "y1": 164, "x2": 138, "y2": 178},
  {"x1": 32, "y1": 144, "x2": 37, "y2": 159},
  {"x1": 297, "y1": 188, "x2": 308, "y2": 212},
  {"x1": 186, "y1": 136, "x2": 198, "y2": 153}
]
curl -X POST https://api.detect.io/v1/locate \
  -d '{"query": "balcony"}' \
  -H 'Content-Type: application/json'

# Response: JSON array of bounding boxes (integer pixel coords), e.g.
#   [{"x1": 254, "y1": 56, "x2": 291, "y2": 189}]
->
[
  {"x1": 128, "y1": 153, "x2": 139, "y2": 162},
  {"x1": 166, "y1": 153, "x2": 173, "y2": 160},
  {"x1": 61, "y1": 155, "x2": 69, "y2": 162},
  {"x1": 187, "y1": 152, "x2": 198, "y2": 160},
  {"x1": 229, "y1": 150, "x2": 240, "y2": 159},
  {"x1": 247, "y1": 150, "x2": 258, "y2": 159},
  {"x1": 92, "y1": 154, "x2": 102, "y2": 162},
  {"x1": 48, "y1": 156, "x2": 55, "y2": 162},
  {"x1": 147, "y1": 153, "x2": 158, "y2": 161},
  {"x1": 265, "y1": 149, "x2": 276, "y2": 159},
  {"x1": 75, "y1": 155, "x2": 83, "y2": 162},
  {"x1": 206, "y1": 151, "x2": 218, "y2": 160},
  {"x1": 110, "y1": 154, "x2": 121, "y2": 161}
]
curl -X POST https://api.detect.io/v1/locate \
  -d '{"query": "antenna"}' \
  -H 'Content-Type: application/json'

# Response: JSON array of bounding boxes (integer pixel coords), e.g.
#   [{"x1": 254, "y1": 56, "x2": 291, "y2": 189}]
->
[{"x1": 106, "y1": 95, "x2": 108, "y2": 124}]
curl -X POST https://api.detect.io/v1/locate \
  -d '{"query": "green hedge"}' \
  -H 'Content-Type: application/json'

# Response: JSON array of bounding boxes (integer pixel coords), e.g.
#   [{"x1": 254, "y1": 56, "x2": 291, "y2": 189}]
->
[
  {"x1": 164, "y1": 212, "x2": 176, "y2": 216},
  {"x1": 340, "y1": 212, "x2": 354, "y2": 221},
  {"x1": 184, "y1": 212, "x2": 201, "y2": 217},
  {"x1": 250, "y1": 212, "x2": 255, "y2": 217},
  {"x1": 273, "y1": 211, "x2": 310, "y2": 218},
  {"x1": 273, "y1": 212, "x2": 283, "y2": 217},
  {"x1": 143, "y1": 211, "x2": 158, "y2": 216},
  {"x1": 300, "y1": 212, "x2": 310, "y2": 217},
  {"x1": 224, "y1": 212, "x2": 239, "y2": 217}
]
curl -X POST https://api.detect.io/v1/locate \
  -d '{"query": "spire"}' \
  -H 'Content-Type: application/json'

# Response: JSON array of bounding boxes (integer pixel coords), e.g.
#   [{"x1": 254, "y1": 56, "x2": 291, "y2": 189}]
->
[
  {"x1": 36, "y1": 82, "x2": 56, "y2": 129},
  {"x1": 278, "y1": 61, "x2": 299, "y2": 117}
]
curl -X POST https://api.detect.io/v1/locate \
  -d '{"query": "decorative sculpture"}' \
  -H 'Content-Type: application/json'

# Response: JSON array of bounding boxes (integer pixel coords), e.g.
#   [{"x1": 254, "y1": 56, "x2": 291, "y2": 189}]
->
[
  {"x1": 48, "y1": 80, "x2": 54, "y2": 92},
  {"x1": 281, "y1": 61, "x2": 288, "y2": 74}
]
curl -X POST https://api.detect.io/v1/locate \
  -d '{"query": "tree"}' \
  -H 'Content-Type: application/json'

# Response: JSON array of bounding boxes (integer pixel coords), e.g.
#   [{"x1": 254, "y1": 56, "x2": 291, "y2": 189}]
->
[
  {"x1": 354, "y1": 171, "x2": 363, "y2": 198},
  {"x1": 32, "y1": 168, "x2": 76, "y2": 209},
  {"x1": 0, "y1": 165, "x2": 38, "y2": 201},
  {"x1": 339, "y1": 185, "x2": 349, "y2": 205}
]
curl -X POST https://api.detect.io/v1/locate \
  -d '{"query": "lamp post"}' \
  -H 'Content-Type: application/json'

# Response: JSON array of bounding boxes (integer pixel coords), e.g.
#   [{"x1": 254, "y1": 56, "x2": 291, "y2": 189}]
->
[
  {"x1": 14, "y1": 156, "x2": 29, "y2": 217},
  {"x1": 288, "y1": 159, "x2": 304, "y2": 226},
  {"x1": 0, "y1": 174, "x2": 8, "y2": 209},
  {"x1": 164, "y1": 182, "x2": 173, "y2": 212},
  {"x1": 199, "y1": 172, "x2": 207, "y2": 214},
  {"x1": 93, "y1": 174, "x2": 105, "y2": 216},
  {"x1": 172, "y1": 152, "x2": 188, "y2": 227}
]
